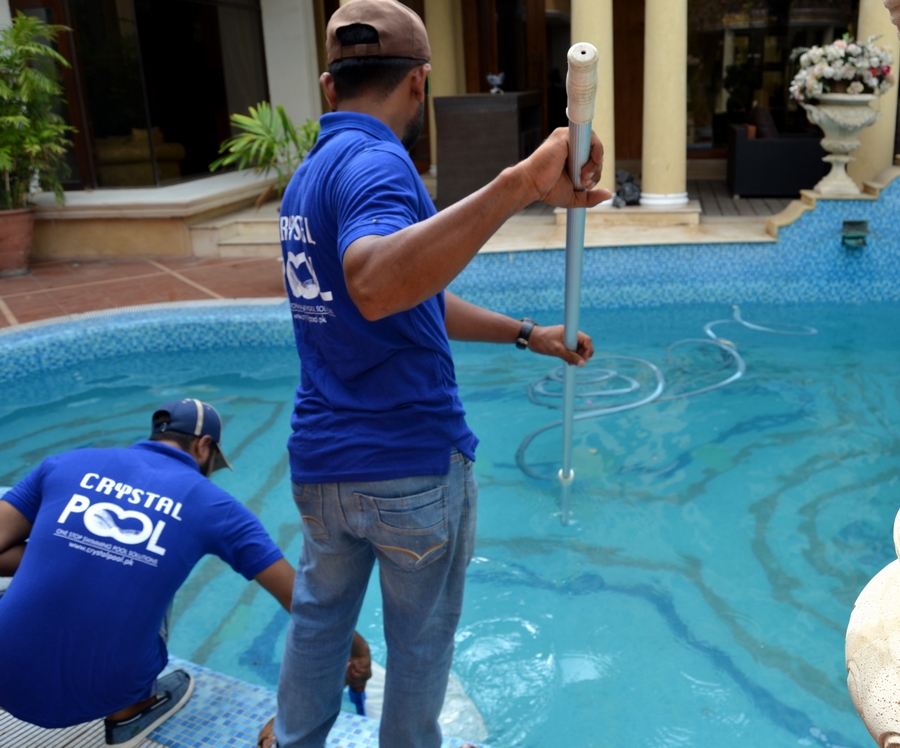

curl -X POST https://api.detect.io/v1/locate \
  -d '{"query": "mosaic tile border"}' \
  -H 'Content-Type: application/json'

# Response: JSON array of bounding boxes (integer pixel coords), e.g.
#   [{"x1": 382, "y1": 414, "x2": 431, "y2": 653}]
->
[
  {"x1": 0, "y1": 297, "x2": 285, "y2": 336},
  {"x1": 449, "y1": 178, "x2": 900, "y2": 314},
  {"x1": 2, "y1": 178, "x2": 899, "y2": 383},
  {"x1": 0, "y1": 301, "x2": 296, "y2": 384}
]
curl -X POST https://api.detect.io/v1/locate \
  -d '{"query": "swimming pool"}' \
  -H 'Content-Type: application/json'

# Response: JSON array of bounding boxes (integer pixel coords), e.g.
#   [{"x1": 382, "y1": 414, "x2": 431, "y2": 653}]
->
[{"x1": 1, "y1": 299, "x2": 895, "y2": 748}]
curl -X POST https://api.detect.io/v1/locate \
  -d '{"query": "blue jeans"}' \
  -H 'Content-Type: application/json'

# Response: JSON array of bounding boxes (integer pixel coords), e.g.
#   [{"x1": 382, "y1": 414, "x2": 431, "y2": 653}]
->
[{"x1": 274, "y1": 450, "x2": 478, "y2": 748}]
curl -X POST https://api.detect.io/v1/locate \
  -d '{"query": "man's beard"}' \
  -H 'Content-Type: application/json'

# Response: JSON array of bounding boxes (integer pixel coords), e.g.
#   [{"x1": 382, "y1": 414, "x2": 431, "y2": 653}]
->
[
  {"x1": 199, "y1": 448, "x2": 216, "y2": 477},
  {"x1": 401, "y1": 101, "x2": 425, "y2": 151}
]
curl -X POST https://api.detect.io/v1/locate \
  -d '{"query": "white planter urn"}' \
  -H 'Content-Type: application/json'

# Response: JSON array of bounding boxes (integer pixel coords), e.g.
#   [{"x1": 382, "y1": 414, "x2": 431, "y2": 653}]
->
[
  {"x1": 846, "y1": 509, "x2": 900, "y2": 748},
  {"x1": 802, "y1": 93, "x2": 881, "y2": 196}
]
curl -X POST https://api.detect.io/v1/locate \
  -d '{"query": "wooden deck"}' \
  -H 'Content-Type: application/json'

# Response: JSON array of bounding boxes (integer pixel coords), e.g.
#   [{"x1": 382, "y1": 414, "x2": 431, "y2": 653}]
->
[
  {"x1": 688, "y1": 179, "x2": 791, "y2": 218},
  {"x1": 525, "y1": 180, "x2": 790, "y2": 219}
]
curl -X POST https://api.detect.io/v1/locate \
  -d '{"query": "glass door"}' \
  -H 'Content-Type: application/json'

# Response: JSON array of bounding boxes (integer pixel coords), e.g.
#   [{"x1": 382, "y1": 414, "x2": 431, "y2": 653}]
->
[{"x1": 10, "y1": 0, "x2": 98, "y2": 188}]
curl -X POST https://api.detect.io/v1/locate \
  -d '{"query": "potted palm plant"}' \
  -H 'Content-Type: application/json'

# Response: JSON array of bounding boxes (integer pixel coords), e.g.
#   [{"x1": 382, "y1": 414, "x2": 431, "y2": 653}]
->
[
  {"x1": 0, "y1": 12, "x2": 73, "y2": 276},
  {"x1": 210, "y1": 101, "x2": 319, "y2": 208}
]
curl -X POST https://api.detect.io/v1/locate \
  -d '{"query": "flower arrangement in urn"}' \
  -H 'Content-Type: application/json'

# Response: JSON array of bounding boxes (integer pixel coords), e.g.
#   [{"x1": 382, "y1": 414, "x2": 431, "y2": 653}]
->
[
  {"x1": 790, "y1": 36, "x2": 894, "y2": 103},
  {"x1": 788, "y1": 36, "x2": 894, "y2": 196}
]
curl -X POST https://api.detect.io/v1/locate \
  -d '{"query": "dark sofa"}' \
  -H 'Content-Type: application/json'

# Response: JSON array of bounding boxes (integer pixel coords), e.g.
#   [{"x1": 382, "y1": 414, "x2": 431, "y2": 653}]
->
[{"x1": 726, "y1": 124, "x2": 829, "y2": 197}]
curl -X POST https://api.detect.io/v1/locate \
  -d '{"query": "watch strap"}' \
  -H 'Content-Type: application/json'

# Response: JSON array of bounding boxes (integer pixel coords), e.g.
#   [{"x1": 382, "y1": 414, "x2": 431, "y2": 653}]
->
[{"x1": 516, "y1": 318, "x2": 536, "y2": 349}]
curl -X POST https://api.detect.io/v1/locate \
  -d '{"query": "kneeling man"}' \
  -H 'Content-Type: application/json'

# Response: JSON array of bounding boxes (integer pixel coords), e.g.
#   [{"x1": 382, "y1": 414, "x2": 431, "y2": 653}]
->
[{"x1": 0, "y1": 399, "x2": 296, "y2": 747}]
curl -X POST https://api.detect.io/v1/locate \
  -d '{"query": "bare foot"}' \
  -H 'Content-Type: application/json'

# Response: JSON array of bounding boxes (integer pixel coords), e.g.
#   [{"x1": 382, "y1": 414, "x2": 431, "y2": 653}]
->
[{"x1": 257, "y1": 716, "x2": 276, "y2": 748}]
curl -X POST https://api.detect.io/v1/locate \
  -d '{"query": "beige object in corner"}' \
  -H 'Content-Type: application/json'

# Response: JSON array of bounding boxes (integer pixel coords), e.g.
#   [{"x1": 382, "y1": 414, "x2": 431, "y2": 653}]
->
[
  {"x1": 94, "y1": 127, "x2": 187, "y2": 187},
  {"x1": 803, "y1": 94, "x2": 880, "y2": 195},
  {"x1": 846, "y1": 508, "x2": 900, "y2": 748},
  {"x1": 885, "y1": 0, "x2": 900, "y2": 34}
]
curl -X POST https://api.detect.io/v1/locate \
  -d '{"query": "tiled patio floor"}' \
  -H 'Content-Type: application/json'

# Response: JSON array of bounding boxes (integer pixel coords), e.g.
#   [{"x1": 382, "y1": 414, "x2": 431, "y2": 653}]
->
[{"x1": 0, "y1": 257, "x2": 286, "y2": 328}]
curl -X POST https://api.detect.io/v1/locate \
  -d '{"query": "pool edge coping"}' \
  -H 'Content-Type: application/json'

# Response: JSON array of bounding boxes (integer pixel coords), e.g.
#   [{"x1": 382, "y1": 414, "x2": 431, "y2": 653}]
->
[{"x1": 0, "y1": 297, "x2": 287, "y2": 337}]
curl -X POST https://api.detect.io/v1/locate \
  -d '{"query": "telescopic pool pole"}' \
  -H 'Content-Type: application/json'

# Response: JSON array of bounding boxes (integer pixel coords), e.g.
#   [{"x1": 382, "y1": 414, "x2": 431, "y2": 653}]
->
[{"x1": 559, "y1": 42, "x2": 599, "y2": 526}]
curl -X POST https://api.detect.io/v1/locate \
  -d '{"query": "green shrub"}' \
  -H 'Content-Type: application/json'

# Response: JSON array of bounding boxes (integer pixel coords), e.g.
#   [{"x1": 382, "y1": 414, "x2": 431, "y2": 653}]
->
[{"x1": 0, "y1": 12, "x2": 74, "y2": 209}]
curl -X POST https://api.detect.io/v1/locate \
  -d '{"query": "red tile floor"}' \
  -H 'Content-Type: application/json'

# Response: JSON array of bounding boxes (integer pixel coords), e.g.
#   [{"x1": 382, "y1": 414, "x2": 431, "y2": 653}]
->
[{"x1": 0, "y1": 257, "x2": 287, "y2": 328}]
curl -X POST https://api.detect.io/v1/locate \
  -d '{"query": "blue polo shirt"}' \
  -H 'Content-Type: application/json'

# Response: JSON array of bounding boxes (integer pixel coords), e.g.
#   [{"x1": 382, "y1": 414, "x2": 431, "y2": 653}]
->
[
  {"x1": 0, "y1": 442, "x2": 283, "y2": 728},
  {"x1": 280, "y1": 112, "x2": 477, "y2": 484}
]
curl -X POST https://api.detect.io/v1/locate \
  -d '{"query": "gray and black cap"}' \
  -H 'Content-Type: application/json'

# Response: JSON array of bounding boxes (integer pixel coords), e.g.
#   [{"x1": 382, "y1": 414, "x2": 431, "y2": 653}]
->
[{"x1": 151, "y1": 398, "x2": 233, "y2": 473}]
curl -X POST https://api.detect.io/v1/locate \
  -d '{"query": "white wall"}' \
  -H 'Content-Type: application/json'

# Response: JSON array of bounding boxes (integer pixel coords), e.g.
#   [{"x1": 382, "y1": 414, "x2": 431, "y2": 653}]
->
[
  {"x1": 0, "y1": 1, "x2": 12, "y2": 28},
  {"x1": 260, "y1": 0, "x2": 323, "y2": 127}
]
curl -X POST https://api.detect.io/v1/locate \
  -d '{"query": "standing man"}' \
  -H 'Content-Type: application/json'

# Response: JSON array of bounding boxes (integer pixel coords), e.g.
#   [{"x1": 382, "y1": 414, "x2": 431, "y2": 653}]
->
[
  {"x1": 275, "y1": 1, "x2": 611, "y2": 746},
  {"x1": 0, "y1": 400, "x2": 296, "y2": 747}
]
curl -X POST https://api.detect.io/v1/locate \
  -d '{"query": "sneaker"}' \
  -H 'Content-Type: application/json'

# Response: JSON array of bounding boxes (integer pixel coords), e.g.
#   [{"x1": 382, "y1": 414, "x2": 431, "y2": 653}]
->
[{"x1": 104, "y1": 669, "x2": 195, "y2": 747}]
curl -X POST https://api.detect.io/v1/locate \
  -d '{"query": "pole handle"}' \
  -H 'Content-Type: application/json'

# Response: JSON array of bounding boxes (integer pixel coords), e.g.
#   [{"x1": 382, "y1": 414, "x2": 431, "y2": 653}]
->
[{"x1": 565, "y1": 42, "x2": 599, "y2": 126}]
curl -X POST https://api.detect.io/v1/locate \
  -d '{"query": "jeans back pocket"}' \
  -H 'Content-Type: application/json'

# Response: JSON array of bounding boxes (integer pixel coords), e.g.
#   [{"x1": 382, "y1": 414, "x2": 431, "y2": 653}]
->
[
  {"x1": 356, "y1": 484, "x2": 449, "y2": 570},
  {"x1": 292, "y1": 483, "x2": 329, "y2": 541}
]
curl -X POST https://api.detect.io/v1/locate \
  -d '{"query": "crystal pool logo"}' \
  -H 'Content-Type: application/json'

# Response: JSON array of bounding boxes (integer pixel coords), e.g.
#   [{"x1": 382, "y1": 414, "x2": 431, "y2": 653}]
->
[
  {"x1": 58, "y1": 494, "x2": 168, "y2": 555},
  {"x1": 285, "y1": 251, "x2": 333, "y2": 303},
  {"x1": 280, "y1": 214, "x2": 315, "y2": 244}
]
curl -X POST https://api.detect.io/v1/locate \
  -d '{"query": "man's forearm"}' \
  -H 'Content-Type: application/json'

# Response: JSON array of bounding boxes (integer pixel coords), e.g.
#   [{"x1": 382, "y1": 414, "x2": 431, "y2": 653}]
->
[
  {"x1": 0, "y1": 500, "x2": 32, "y2": 558},
  {"x1": 445, "y1": 291, "x2": 595, "y2": 367},
  {"x1": 254, "y1": 557, "x2": 295, "y2": 612},
  {"x1": 0, "y1": 542, "x2": 25, "y2": 576},
  {"x1": 343, "y1": 166, "x2": 537, "y2": 321},
  {"x1": 444, "y1": 291, "x2": 520, "y2": 343}
]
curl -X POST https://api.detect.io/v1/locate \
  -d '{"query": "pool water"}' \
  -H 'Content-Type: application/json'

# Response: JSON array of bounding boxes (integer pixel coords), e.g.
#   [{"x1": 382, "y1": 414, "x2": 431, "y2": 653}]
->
[{"x1": 2, "y1": 302, "x2": 898, "y2": 748}]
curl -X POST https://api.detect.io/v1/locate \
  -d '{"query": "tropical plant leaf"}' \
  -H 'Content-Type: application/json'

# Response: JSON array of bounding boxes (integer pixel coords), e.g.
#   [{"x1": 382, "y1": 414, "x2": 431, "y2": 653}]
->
[{"x1": 210, "y1": 100, "x2": 320, "y2": 202}]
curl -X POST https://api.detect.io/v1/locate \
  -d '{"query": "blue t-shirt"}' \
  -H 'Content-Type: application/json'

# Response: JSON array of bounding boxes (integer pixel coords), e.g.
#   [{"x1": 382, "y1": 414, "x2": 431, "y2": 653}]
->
[
  {"x1": 0, "y1": 442, "x2": 283, "y2": 728},
  {"x1": 280, "y1": 112, "x2": 478, "y2": 483}
]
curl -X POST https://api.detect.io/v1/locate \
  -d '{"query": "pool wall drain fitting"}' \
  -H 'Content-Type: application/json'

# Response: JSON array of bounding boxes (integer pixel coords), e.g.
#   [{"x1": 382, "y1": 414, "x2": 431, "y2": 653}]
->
[
  {"x1": 841, "y1": 220, "x2": 869, "y2": 249},
  {"x1": 516, "y1": 305, "x2": 818, "y2": 506}
]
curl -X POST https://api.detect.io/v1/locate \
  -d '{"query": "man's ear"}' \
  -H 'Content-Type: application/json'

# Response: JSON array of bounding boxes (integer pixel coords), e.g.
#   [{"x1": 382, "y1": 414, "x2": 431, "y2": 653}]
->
[
  {"x1": 409, "y1": 63, "x2": 430, "y2": 103},
  {"x1": 320, "y1": 72, "x2": 338, "y2": 110},
  {"x1": 191, "y1": 434, "x2": 214, "y2": 465}
]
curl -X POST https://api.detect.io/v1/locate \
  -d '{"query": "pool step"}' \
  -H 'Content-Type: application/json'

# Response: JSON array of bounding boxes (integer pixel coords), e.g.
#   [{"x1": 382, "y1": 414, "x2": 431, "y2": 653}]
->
[
  {"x1": 190, "y1": 202, "x2": 281, "y2": 258},
  {"x1": 189, "y1": 171, "x2": 438, "y2": 259}
]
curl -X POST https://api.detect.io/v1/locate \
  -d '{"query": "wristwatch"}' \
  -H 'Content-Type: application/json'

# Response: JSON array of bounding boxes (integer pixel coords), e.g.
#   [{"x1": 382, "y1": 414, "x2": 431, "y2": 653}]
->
[{"x1": 516, "y1": 318, "x2": 536, "y2": 349}]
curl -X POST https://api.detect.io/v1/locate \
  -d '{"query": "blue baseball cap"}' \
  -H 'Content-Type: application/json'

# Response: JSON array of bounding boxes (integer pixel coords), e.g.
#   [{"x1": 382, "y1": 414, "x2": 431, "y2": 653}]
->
[{"x1": 151, "y1": 398, "x2": 233, "y2": 472}]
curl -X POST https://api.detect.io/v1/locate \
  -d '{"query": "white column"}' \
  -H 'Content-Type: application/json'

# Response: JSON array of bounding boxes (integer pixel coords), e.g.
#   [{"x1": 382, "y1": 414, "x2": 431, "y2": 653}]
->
[
  {"x1": 425, "y1": 0, "x2": 464, "y2": 168},
  {"x1": 0, "y1": 2, "x2": 10, "y2": 29},
  {"x1": 847, "y1": 0, "x2": 900, "y2": 185},
  {"x1": 260, "y1": 0, "x2": 323, "y2": 127},
  {"x1": 640, "y1": 0, "x2": 688, "y2": 206},
  {"x1": 571, "y1": 0, "x2": 615, "y2": 194}
]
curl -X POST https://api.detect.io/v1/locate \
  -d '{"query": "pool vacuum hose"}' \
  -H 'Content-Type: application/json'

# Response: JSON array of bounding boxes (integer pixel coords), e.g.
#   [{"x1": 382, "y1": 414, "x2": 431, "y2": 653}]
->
[
  {"x1": 518, "y1": 305, "x2": 817, "y2": 514},
  {"x1": 559, "y1": 42, "x2": 600, "y2": 525}
]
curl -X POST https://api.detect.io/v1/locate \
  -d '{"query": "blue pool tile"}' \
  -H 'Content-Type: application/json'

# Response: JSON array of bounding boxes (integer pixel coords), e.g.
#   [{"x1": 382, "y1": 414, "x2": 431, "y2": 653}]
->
[{"x1": 153, "y1": 657, "x2": 488, "y2": 748}]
